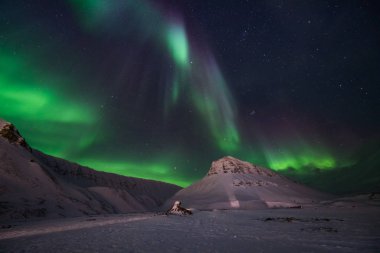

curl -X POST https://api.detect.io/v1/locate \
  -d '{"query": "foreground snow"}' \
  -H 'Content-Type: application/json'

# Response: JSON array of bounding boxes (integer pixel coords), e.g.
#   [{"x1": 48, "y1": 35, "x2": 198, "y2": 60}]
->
[{"x1": 1, "y1": 207, "x2": 379, "y2": 253}]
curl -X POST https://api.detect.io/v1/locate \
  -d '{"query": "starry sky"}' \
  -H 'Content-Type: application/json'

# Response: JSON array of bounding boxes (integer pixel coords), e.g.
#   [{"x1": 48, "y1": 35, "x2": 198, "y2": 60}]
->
[{"x1": 1, "y1": 0, "x2": 379, "y2": 193}]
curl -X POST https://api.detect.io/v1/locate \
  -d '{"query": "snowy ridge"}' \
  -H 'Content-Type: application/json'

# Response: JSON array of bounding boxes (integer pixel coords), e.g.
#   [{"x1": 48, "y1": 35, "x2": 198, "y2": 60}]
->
[{"x1": 0, "y1": 119, "x2": 181, "y2": 221}]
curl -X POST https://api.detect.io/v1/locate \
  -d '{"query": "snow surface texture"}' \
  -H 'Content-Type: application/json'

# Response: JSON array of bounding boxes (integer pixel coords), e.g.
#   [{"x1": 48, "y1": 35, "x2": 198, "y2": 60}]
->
[
  {"x1": 0, "y1": 119, "x2": 181, "y2": 221},
  {"x1": 163, "y1": 156, "x2": 332, "y2": 210},
  {"x1": 0, "y1": 207, "x2": 379, "y2": 253}
]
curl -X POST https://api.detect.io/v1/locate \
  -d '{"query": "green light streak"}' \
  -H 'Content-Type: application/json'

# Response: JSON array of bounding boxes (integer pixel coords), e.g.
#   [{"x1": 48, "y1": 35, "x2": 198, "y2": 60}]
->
[
  {"x1": 166, "y1": 22, "x2": 189, "y2": 67},
  {"x1": 0, "y1": 54, "x2": 95, "y2": 124},
  {"x1": 77, "y1": 159, "x2": 191, "y2": 187},
  {"x1": 0, "y1": 52, "x2": 98, "y2": 157},
  {"x1": 192, "y1": 94, "x2": 240, "y2": 152},
  {"x1": 218, "y1": 124, "x2": 240, "y2": 152},
  {"x1": 267, "y1": 153, "x2": 336, "y2": 170},
  {"x1": 190, "y1": 58, "x2": 240, "y2": 152},
  {"x1": 257, "y1": 138, "x2": 337, "y2": 171}
]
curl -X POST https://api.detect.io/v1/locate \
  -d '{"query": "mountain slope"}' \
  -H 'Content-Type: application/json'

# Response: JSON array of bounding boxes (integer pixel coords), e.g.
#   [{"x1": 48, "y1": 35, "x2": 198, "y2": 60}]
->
[
  {"x1": 0, "y1": 119, "x2": 180, "y2": 221},
  {"x1": 163, "y1": 156, "x2": 331, "y2": 210}
]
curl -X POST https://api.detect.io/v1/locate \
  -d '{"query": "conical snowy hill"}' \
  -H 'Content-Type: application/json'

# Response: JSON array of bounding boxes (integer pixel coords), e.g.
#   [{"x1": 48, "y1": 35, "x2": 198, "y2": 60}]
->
[{"x1": 163, "y1": 156, "x2": 331, "y2": 210}]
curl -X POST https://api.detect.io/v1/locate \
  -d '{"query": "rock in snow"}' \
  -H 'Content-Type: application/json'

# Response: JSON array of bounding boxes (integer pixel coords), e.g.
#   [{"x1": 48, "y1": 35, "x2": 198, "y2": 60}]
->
[
  {"x1": 166, "y1": 201, "x2": 192, "y2": 215},
  {"x1": 0, "y1": 119, "x2": 181, "y2": 222},
  {"x1": 0, "y1": 120, "x2": 30, "y2": 151},
  {"x1": 163, "y1": 156, "x2": 332, "y2": 210}
]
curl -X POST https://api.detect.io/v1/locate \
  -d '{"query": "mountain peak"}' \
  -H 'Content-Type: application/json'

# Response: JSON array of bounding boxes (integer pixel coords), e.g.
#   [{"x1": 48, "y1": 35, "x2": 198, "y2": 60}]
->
[
  {"x1": 0, "y1": 119, "x2": 30, "y2": 151},
  {"x1": 207, "y1": 156, "x2": 276, "y2": 177},
  {"x1": 164, "y1": 156, "x2": 329, "y2": 210}
]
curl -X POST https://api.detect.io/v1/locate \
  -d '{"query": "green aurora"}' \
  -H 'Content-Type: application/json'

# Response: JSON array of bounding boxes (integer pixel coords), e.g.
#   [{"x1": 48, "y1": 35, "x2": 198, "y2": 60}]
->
[
  {"x1": 0, "y1": 0, "x2": 360, "y2": 188},
  {"x1": 0, "y1": 50, "x2": 342, "y2": 187}
]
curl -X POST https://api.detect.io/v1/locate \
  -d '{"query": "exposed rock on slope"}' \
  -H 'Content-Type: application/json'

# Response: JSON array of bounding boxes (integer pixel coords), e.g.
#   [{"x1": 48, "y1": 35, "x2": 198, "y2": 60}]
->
[
  {"x1": 0, "y1": 119, "x2": 180, "y2": 221},
  {"x1": 166, "y1": 201, "x2": 192, "y2": 215},
  {"x1": 0, "y1": 120, "x2": 30, "y2": 150},
  {"x1": 163, "y1": 156, "x2": 331, "y2": 210}
]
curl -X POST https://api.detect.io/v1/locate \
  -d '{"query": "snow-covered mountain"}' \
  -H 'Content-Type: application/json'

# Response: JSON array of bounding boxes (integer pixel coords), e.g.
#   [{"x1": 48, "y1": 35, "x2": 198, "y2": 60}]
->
[
  {"x1": 163, "y1": 156, "x2": 331, "y2": 210},
  {"x1": 0, "y1": 119, "x2": 180, "y2": 221}
]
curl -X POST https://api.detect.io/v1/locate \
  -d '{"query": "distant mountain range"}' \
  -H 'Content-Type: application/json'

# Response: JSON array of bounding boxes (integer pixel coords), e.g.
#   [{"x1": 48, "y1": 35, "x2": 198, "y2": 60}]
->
[
  {"x1": 2, "y1": 119, "x2": 378, "y2": 221},
  {"x1": 0, "y1": 119, "x2": 180, "y2": 221}
]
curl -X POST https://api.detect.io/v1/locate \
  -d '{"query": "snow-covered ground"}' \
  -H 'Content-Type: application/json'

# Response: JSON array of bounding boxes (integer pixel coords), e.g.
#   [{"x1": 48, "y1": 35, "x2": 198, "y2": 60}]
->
[{"x1": 1, "y1": 206, "x2": 379, "y2": 253}]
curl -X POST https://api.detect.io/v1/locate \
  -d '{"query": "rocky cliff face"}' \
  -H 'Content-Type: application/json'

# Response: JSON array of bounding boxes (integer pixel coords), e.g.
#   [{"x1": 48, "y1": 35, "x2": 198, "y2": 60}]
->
[
  {"x1": 0, "y1": 120, "x2": 30, "y2": 151},
  {"x1": 207, "y1": 156, "x2": 276, "y2": 177}
]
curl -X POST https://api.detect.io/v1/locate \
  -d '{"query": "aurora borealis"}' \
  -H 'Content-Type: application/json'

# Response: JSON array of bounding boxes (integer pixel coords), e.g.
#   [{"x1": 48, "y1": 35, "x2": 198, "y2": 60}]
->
[{"x1": 0, "y1": 0, "x2": 379, "y2": 191}]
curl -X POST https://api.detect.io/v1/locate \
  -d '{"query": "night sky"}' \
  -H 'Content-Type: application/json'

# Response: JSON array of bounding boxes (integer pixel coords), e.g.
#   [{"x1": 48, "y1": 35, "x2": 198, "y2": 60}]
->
[{"x1": 1, "y1": 0, "x2": 379, "y2": 192}]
